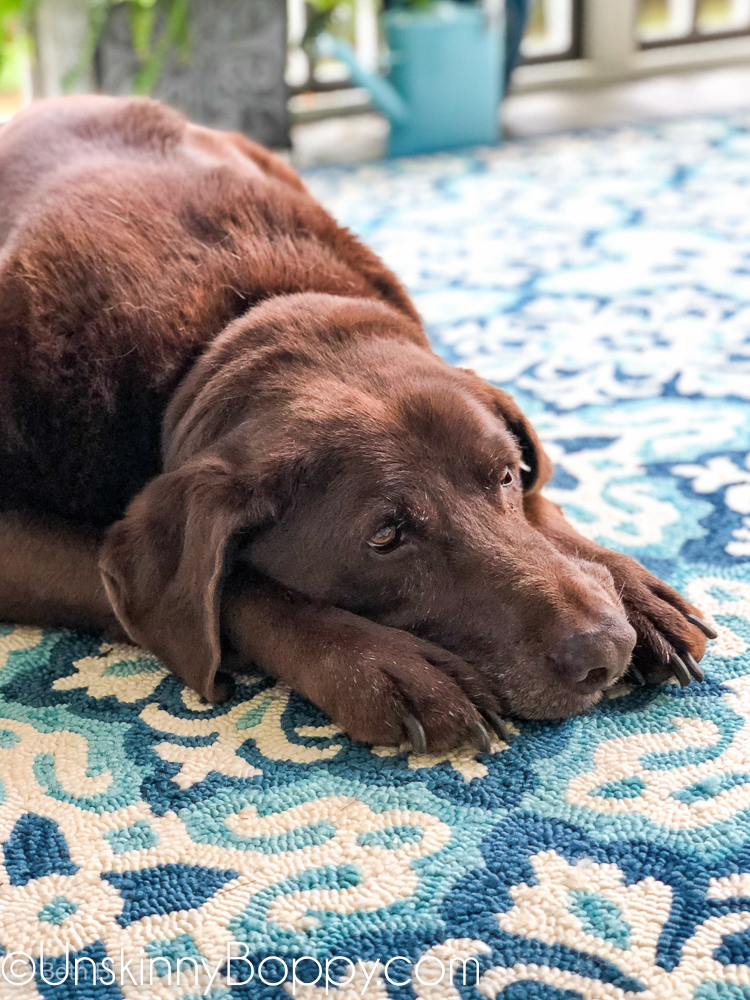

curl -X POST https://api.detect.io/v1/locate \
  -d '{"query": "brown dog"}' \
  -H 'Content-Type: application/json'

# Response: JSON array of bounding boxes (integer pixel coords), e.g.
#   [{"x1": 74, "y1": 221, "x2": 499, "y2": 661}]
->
[{"x1": 0, "y1": 95, "x2": 713, "y2": 753}]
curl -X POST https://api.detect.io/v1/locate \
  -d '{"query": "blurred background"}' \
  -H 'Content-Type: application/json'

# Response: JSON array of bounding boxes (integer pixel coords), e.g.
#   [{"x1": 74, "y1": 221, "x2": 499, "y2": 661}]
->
[{"x1": 1, "y1": 0, "x2": 750, "y2": 164}]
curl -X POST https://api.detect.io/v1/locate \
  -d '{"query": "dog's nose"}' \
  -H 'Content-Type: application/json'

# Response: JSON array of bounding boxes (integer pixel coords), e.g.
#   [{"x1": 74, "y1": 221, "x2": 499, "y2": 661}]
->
[{"x1": 548, "y1": 607, "x2": 636, "y2": 693}]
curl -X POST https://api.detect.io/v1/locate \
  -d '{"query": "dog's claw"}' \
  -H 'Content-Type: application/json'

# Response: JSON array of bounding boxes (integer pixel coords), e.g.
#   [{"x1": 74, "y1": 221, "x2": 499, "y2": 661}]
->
[
  {"x1": 403, "y1": 714, "x2": 428, "y2": 755},
  {"x1": 485, "y1": 710, "x2": 512, "y2": 744},
  {"x1": 468, "y1": 719, "x2": 492, "y2": 754},
  {"x1": 670, "y1": 653, "x2": 692, "y2": 688},
  {"x1": 212, "y1": 672, "x2": 235, "y2": 703},
  {"x1": 685, "y1": 652, "x2": 705, "y2": 682},
  {"x1": 685, "y1": 613, "x2": 718, "y2": 640},
  {"x1": 628, "y1": 665, "x2": 646, "y2": 686}
]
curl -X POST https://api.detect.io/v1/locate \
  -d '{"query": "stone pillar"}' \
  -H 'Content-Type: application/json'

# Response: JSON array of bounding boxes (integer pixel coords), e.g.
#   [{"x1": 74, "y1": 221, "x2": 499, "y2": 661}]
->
[{"x1": 34, "y1": 0, "x2": 289, "y2": 147}]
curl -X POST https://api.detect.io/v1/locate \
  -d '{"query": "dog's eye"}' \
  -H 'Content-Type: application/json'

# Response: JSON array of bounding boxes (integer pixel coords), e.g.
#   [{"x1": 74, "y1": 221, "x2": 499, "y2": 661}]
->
[
  {"x1": 500, "y1": 467, "x2": 514, "y2": 488},
  {"x1": 368, "y1": 523, "x2": 403, "y2": 552}
]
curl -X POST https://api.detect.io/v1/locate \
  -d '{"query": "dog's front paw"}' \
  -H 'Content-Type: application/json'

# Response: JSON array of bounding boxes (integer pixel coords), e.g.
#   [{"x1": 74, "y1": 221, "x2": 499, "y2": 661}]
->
[
  {"x1": 321, "y1": 617, "x2": 510, "y2": 753},
  {"x1": 604, "y1": 554, "x2": 715, "y2": 687}
]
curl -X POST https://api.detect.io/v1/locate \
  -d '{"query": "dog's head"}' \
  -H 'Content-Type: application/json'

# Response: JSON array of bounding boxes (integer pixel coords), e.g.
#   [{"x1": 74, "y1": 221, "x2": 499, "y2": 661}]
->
[{"x1": 100, "y1": 294, "x2": 635, "y2": 719}]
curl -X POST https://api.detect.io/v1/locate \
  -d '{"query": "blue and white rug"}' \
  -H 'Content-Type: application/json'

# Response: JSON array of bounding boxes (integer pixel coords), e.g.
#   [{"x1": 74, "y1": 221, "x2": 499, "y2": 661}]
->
[{"x1": 2, "y1": 115, "x2": 750, "y2": 998}]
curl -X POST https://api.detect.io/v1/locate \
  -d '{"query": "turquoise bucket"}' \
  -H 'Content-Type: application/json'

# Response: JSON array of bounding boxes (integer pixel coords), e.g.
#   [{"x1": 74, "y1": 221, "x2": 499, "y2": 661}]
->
[{"x1": 384, "y1": 1, "x2": 504, "y2": 157}]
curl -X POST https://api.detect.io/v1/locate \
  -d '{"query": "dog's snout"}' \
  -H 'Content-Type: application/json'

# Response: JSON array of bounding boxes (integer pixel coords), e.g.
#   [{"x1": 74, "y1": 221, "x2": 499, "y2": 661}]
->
[{"x1": 548, "y1": 607, "x2": 636, "y2": 693}]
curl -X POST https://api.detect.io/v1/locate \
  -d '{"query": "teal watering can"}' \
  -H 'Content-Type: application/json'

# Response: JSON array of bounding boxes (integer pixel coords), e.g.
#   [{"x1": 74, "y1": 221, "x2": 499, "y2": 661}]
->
[{"x1": 317, "y1": 0, "x2": 504, "y2": 158}]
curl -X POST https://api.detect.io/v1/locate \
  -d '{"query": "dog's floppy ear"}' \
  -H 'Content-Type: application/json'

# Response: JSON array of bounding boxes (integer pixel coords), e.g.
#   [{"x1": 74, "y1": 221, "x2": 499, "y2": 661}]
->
[
  {"x1": 489, "y1": 386, "x2": 553, "y2": 495},
  {"x1": 459, "y1": 369, "x2": 552, "y2": 493},
  {"x1": 99, "y1": 455, "x2": 276, "y2": 701}
]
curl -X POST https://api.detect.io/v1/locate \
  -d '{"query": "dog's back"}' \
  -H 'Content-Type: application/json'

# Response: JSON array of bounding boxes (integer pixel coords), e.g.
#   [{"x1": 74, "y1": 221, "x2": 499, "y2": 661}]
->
[{"x1": 0, "y1": 96, "x2": 415, "y2": 525}]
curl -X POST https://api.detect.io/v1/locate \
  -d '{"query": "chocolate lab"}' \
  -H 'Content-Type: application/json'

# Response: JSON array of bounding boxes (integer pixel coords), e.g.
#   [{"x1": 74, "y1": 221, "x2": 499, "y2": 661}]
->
[{"x1": 0, "y1": 96, "x2": 713, "y2": 753}]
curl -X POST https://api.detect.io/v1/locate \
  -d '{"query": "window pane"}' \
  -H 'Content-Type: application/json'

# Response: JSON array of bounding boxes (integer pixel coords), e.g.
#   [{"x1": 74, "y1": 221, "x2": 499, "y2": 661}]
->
[
  {"x1": 521, "y1": 0, "x2": 575, "y2": 59},
  {"x1": 696, "y1": 0, "x2": 750, "y2": 32},
  {"x1": 636, "y1": 0, "x2": 695, "y2": 42}
]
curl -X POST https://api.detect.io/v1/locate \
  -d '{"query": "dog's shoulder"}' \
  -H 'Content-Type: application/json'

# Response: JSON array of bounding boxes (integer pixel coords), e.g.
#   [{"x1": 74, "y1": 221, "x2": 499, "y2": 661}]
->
[{"x1": 0, "y1": 97, "x2": 420, "y2": 523}]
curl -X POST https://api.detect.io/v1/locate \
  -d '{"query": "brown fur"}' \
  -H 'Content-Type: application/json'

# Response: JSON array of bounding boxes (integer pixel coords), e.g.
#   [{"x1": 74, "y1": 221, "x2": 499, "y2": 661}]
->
[{"x1": 0, "y1": 96, "x2": 707, "y2": 751}]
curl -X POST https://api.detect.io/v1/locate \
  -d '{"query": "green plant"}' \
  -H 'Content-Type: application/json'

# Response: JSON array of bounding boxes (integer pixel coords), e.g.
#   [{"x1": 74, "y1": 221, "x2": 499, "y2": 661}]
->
[
  {"x1": 296, "y1": 0, "x2": 355, "y2": 90},
  {"x1": 303, "y1": 0, "x2": 354, "y2": 54},
  {"x1": 74, "y1": 0, "x2": 190, "y2": 93},
  {"x1": 0, "y1": 0, "x2": 35, "y2": 87},
  {"x1": 0, "y1": 0, "x2": 190, "y2": 95}
]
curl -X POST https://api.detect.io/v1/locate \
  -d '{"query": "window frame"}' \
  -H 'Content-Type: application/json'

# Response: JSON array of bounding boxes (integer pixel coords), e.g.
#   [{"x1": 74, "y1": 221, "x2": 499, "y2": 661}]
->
[
  {"x1": 638, "y1": 0, "x2": 750, "y2": 49},
  {"x1": 512, "y1": 0, "x2": 750, "y2": 93},
  {"x1": 519, "y1": 0, "x2": 585, "y2": 65}
]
